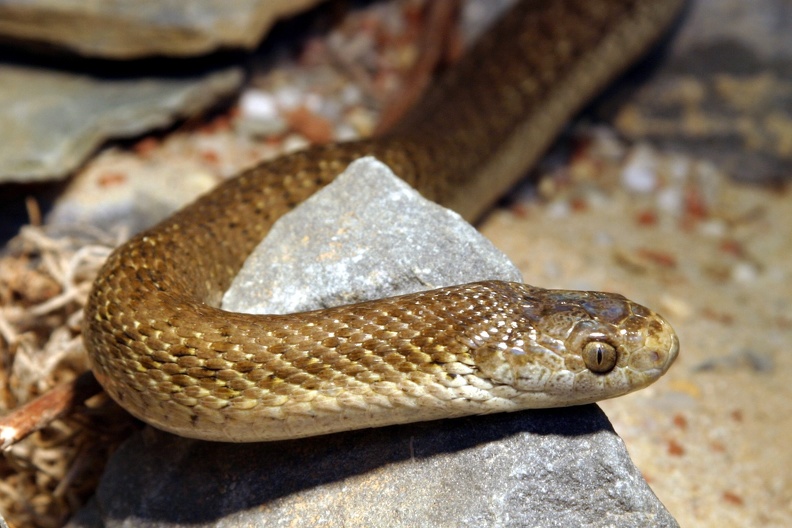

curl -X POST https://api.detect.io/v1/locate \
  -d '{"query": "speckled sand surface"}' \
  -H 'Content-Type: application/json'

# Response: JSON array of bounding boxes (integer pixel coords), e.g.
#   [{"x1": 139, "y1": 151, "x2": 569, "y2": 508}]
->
[{"x1": 480, "y1": 131, "x2": 792, "y2": 527}]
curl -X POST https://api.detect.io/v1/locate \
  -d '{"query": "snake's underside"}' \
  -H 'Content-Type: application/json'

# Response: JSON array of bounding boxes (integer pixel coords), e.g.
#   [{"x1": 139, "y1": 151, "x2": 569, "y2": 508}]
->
[{"x1": 84, "y1": 0, "x2": 682, "y2": 442}]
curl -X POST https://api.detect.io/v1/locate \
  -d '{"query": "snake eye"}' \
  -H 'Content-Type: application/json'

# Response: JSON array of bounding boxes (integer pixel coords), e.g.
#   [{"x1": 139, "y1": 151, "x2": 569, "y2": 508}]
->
[{"x1": 582, "y1": 341, "x2": 617, "y2": 373}]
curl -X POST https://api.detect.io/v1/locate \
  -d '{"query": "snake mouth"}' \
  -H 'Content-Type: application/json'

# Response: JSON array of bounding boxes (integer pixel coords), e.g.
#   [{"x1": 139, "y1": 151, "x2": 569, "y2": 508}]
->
[
  {"x1": 666, "y1": 332, "x2": 680, "y2": 369},
  {"x1": 656, "y1": 317, "x2": 680, "y2": 373}
]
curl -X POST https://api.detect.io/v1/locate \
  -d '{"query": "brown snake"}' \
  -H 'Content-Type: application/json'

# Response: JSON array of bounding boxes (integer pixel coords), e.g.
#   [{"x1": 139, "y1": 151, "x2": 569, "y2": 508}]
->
[{"x1": 84, "y1": 0, "x2": 682, "y2": 442}]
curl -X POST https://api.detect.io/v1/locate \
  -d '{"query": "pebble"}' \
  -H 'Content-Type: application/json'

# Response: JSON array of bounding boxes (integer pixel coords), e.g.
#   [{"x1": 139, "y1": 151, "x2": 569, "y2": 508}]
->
[
  {"x1": 621, "y1": 144, "x2": 659, "y2": 193},
  {"x1": 657, "y1": 187, "x2": 684, "y2": 216},
  {"x1": 236, "y1": 89, "x2": 288, "y2": 137},
  {"x1": 659, "y1": 294, "x2": 694, "y2": 321},
  {"x1": 697, "y1": 219, "x2": 728, "y2": 238},
  {"x1": 731, "y1": 261, "x2": 759, "y2": 283},
  {"x1": 239, "y1": 89, "x2": 279, "y2": 120}
]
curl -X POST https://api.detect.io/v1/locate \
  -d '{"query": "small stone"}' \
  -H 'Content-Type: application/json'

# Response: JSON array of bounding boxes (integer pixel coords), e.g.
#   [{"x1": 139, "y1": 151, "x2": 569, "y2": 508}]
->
[
  {"x1": 659, "y1": 295, "x2": 694, "y2": 322},
  {"x1": 656, "y1": 187, "x2": 684, "y2": 216},
  {"x1": 697, "y1": 219, "x2": 728, "y2": 238},
  {"x1": 235, "y1": 89, "x2": 288, "y2": 137},
  {"x1": 238, "y1": 90, "x2": 279, "y2": 121},
  {"x1": 621, "y1": 144, "x2": 659, "y2": 193},
  {"x1": 732, "y1": 261, "x2": 759, "y2": 283},
  {"x1": 223, "y1": 157, "x2": 522, "y2": 314}
]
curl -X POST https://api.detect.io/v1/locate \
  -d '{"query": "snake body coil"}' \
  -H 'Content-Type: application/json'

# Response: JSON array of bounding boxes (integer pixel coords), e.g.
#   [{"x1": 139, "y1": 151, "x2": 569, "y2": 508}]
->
[{"x1": 84, "y1": 0, "x2": 682, "y2": 442}]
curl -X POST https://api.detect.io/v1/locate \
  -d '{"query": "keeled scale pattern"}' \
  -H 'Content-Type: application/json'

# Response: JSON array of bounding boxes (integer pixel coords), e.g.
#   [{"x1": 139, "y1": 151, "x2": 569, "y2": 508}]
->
[{"x1": 83, "y1": 0, "x2": 682, "y2": 441}]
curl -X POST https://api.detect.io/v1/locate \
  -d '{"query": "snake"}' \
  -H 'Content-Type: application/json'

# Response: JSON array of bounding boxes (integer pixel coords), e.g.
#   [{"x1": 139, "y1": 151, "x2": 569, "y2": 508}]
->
[{"x1": 83, "y1": 0, "x2": 682, "y2": 442}]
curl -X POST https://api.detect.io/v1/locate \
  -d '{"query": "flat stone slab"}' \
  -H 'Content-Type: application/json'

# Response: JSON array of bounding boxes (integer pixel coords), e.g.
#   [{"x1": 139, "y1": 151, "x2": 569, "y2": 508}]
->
[
  {"x1": 0, "y1": 64, "x2": 243, "y2": 183},
  {"x1": 0, "y1": 0, "x2": 322, "y2": 58}
]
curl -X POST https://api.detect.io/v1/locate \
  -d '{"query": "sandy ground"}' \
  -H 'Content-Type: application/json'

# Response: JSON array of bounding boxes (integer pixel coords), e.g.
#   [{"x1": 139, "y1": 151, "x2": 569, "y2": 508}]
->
[{"x1": 479, "y1": 132, "x2": 792, "y2": 527}]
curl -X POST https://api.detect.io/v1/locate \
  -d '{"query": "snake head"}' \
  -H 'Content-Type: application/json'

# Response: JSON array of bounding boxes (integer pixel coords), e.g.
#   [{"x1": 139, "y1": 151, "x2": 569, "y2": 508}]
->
[{"x1": 472, "y1": 283, "x2": 679, "y2": 407}]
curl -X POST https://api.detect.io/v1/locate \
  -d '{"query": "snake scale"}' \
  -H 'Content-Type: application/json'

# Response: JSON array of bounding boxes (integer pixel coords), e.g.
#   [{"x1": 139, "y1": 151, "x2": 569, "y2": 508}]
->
[{"x1": 84, "y1": 0, "x2": 682, "y2": 442}]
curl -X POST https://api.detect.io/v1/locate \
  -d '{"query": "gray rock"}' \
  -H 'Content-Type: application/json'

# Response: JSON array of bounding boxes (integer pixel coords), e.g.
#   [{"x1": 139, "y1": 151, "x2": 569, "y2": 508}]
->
[
  {"x1": 69, "y1": 157, "x2": 676, "y2": 527},
  {"x1": 222, "y1": 157, "x2": 523, "y2": 315},
  {"x1": 46, "y1": 156, "x2": 219, "y2": 239},
  {"x1": 68, "y1": 408, "x2": 677, "y2": 528},
  {"x1": 0, "y1": 64, "x2": 243, "y2": 183},
  {"x1": 0, "y1": 0, "x2": 322, "y2": 59}
]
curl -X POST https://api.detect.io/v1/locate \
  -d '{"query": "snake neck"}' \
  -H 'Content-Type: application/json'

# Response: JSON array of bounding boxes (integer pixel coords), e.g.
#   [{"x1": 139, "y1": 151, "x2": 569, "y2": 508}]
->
[{"x1": 385, "y1": 0, "x2": 684, "y2": 220}]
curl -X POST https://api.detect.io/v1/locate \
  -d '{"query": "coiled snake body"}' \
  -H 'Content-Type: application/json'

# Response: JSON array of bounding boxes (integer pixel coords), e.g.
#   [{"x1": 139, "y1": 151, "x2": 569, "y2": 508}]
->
[{"x1": 84, "y1": 0, "x2": 681, "y2": 442}]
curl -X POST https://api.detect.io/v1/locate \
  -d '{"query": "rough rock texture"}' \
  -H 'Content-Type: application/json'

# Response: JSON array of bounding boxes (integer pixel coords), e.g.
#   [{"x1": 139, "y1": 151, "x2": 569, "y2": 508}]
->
[
  {"x1": 69, "y1": 158, "x2": 676, "y2": 527},
  {"x1": 222, "y1": 157, "x2": 523, "y2": 314},
  {"x1": 69, "y1": 408, "x2": 677, "y2": 528},
  {"x1": 46, "y1": 153, "x2": 220, "y2": 238},
  {"x1": 0, "y1": 0, "x2": 322, "y2": 58},
  {"x1": 0, "y1": 65, "x2": 242, "y2": 183}
]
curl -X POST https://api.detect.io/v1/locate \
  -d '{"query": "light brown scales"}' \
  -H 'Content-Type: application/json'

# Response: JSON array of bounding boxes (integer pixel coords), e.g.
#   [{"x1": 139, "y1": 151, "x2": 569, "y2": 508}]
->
[{"x1": 83, "y1": 0, "x2": 682, "y2": 442}]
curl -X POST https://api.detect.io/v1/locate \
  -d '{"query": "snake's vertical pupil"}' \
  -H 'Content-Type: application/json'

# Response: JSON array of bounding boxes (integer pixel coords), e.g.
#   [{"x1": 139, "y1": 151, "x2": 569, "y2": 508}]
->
[{"x1": 582, "y1": 341, "x2": 617, "y2": 373}]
